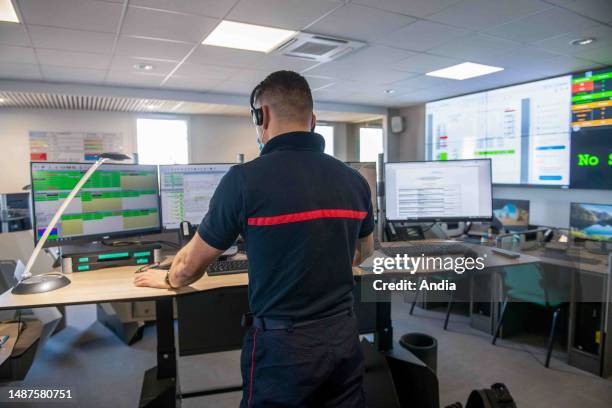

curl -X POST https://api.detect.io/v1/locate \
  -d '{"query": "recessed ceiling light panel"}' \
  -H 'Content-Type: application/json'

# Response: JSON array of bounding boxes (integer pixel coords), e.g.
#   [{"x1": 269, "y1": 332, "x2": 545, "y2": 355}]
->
[
  {"x1": 426, "y1": 62, "x2": 504, "y2": 80},
  {"x1": 203, "y1": 20, "x2": 296, "y2": 53},
  {"x1": 0, "y1": 0, "x2": 19, "y2": 23}
]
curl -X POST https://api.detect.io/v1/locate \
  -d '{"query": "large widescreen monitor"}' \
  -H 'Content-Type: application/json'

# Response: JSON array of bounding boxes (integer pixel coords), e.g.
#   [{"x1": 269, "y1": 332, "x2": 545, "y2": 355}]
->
[
  {"x1": 570, "y1": 66, "x2": 612, "y2": 190},
  {"x1": 569, "y1": 202, "x2": 612, "y2": 242},
  {"x1": 159, "y1": 164, "x2": 233, "y2": 229},
  {"x1": 425, "y1": 75, "x2": 571, "y2": 186},
  {"x1": 31, "y1": 162, "x2": 161, "y2": 246},
  {"x1": 384, "y1": 159, "x2": 492, "y2": 222}
]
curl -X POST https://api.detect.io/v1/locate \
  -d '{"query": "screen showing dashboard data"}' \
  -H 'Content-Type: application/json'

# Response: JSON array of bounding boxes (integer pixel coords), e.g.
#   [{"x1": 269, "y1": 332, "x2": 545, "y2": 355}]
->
[
  {"x1": 31, "y1": 162, "x2": 160, "y2": 245},
  {"x1": 570, "y1": 67, "x2": 612, "y2": 190},
  {"x1": 385, "y1": 160, "x2": 492, "y2": 221},
  {"x1": 426, "y1": 75, "x2": 571, "y2": 185},
  {"x1": 160, "y1": 164, "x2": 233, "y2": 229}
]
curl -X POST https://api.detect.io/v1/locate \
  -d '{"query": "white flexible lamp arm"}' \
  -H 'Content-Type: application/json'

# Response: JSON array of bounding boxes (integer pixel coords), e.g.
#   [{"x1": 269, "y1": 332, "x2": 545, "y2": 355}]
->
[{"x1": 21, "y1": 158, "x2": 109, "y2": 280}]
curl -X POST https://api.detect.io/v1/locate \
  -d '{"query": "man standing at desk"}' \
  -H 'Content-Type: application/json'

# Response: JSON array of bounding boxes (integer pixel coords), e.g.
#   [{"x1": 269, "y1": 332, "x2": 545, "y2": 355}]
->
[{"x1": 134, "y1": 70, "x2": 374, "y2": 407}]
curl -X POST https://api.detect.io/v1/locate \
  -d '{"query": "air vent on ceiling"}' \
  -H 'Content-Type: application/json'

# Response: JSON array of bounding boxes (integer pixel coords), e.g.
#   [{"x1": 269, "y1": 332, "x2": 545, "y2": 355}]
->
[{"x1": 273, "y1": 32, "x2": 365, "y2": 63}]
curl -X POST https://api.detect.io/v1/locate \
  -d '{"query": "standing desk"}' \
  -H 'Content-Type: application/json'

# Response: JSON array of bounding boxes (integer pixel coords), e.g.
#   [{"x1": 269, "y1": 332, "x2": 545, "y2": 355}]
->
[{"x1": 0, "y1": 244, "x2": 540, "y2": 407}]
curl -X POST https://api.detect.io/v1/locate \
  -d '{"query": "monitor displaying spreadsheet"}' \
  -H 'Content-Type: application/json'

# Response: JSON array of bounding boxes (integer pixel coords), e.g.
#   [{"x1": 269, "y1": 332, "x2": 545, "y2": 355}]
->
[
  {"x1": 159, "y1": 164, "x2": 233, "y2": 229},
  {"x1": 384, "y1": 159, "x2": 492, "y2": 222},
  {"x1": 31, "y1": 162, "x2": 161, "y2": 246}
]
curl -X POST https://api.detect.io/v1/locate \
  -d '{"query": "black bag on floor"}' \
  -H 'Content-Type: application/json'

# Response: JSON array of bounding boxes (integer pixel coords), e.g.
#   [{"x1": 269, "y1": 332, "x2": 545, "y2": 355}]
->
[{"x1": 445, "y1": 383, "x2": 517, "y2": 408}]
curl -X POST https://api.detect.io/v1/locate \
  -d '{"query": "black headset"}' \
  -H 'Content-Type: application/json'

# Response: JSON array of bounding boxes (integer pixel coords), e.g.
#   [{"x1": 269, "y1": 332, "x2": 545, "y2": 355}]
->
[
  {"x1": 249, "y1": 81, "x2": 316, "y2": 132},
  {"x1": 250, "y1": 82, "x2": 264, "y2": 126}
]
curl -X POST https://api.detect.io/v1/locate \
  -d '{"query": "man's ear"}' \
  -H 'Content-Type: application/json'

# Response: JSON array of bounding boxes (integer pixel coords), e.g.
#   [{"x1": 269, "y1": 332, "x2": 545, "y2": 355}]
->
[
  {"x1": 261, "y1": 105, "x2": 271, "y2": 130},
  {"x1": 311, "y1": 113, "x2": 317, "y2": 131}
]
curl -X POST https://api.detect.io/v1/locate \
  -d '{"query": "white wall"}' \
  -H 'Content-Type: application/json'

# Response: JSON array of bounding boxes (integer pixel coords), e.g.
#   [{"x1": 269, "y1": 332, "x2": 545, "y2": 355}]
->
[
  {"x1": 0, "y1": 109, "x2": 358, "y2": 193},
  {"x1": 391, "y1": 104, "x2": 612, "y2": 228}
]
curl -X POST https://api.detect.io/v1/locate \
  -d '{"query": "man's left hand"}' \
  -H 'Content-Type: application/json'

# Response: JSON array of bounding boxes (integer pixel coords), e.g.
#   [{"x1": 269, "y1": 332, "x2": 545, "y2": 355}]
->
[{"x1": 134, "y1": 268, "x2": 170, "y2": 289}]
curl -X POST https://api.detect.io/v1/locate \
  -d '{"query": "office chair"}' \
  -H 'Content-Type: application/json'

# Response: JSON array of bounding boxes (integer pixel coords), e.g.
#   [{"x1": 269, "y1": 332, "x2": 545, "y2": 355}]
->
[
  {"x1": 409, "y1": 273, "x2": 464, "y2": 331},
  {"x1": 491, "y1": 264, "x2": 567, "y2": 368}
]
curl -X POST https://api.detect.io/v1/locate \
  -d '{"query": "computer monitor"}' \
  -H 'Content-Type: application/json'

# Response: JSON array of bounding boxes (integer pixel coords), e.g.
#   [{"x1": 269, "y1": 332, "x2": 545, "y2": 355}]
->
[
  {"x1": 384, "y1": 159, "x2": 492, "y2": 222},
  {"x1": 569, "y1": 202, "x2": 612, "y2": 243},
  {"x1": 159, "y1": 164, "x2": 233, "y2": 230},
  {"x1": 347, "y1": 162, "x2": 377, "y2": 215},
  {"x1": 31, "y1": 162, "x2": 161, "y2": 246},
  {"x1": 492, "y1": 198, "x2": 530, "y2": 231}
]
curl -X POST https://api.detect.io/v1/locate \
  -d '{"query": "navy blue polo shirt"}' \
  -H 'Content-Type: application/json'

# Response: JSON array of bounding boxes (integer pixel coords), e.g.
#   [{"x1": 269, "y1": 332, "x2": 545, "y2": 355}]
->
[{"x1": 197, "y1": 131, "x2": 374, "y2": 320}]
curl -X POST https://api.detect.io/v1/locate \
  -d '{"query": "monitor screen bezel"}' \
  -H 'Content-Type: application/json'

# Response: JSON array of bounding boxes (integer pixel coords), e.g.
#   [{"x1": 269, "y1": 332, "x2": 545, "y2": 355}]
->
[
  {"x1": 569, "y1": 201, "x2": 612, "y2": 243},
  {"x1": 30, "y1": 161, "x2": 162, "y2": 247},
  {"x1": 158, "y1": 162, "x2": 235, "y2": 231},
  {"x1": 384, "y1": 158, "x2": 493, "y2": 223}
]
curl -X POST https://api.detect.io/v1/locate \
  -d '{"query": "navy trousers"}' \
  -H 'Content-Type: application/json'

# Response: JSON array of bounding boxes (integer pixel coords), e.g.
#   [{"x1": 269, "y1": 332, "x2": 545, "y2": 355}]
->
[{"x1": 239, "y1": 312, "x2": 365, "y2": 408}]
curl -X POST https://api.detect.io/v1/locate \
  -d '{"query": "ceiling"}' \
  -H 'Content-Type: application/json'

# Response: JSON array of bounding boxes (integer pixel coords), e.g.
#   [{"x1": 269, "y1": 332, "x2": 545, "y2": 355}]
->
[{"x1": 0, "y1": 0, "x2": 611, "y2": 109}]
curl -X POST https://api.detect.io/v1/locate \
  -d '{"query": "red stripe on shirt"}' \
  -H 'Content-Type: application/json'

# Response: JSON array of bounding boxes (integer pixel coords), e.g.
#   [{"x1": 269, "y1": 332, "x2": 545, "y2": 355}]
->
[{"x1": 247, "y1": 209, "x2": 367, "y2": 226}]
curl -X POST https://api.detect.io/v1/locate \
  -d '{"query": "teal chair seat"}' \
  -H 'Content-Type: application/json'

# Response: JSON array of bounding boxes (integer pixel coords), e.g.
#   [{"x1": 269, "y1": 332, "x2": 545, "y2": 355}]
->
[{"x1": 492, "y1": 264, "x2": 568, "y2": 367}]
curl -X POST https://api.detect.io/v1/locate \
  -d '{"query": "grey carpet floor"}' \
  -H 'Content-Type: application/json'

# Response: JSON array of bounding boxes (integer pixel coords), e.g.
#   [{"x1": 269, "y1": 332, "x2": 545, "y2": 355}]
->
[{"x1": 2, "y1": 298, "x2": 611, "y2": 407}]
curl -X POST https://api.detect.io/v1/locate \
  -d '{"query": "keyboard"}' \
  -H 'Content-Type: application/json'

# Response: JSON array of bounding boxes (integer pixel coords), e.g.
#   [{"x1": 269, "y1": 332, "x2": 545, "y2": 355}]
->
[
  {"x1": 380, "y1": 242, "x2": 477, "y2": 258},
  {"x1": 542, "y1": 250, "x2": 600, "y2": 265},
  {"x1": 208, "y1": 259, "x2": 249, "y2": 276}
]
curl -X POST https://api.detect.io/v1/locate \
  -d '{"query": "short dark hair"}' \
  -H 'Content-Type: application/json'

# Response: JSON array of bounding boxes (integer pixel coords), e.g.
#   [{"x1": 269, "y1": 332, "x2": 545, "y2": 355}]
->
[{"x1": 253, "y1": 70, "x2": 313, "y2": 123}]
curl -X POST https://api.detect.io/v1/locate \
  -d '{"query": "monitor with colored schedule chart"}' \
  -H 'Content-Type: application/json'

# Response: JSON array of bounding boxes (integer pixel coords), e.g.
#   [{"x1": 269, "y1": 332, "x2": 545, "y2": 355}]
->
[{"x1": 31, "y1": 162, "x2": 161, "y2": 246}]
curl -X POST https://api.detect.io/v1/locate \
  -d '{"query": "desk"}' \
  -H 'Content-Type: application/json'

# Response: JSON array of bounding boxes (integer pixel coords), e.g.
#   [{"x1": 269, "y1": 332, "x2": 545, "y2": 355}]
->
[{"x1": 0, "y1": 242, "x2": 543, "y2": 407}]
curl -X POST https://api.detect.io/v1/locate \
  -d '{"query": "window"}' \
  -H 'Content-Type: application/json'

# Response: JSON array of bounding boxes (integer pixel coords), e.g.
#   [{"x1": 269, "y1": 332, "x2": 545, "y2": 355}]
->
[
  {"x1": 359, "y1": 127, "x2": 383, "y2": 162},
  {"x1": 316, "y1": 125, "x2": 334, "y2": 156},
  {"x1": 137, "y1": 118, "x2": 188, "y2": 165}
]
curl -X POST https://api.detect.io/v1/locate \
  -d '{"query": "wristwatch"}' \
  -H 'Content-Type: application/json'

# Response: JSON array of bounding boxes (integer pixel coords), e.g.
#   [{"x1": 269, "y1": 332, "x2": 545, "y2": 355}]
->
[{"x1": 165, "y1": 271, "x2": 177, "y2": 289}]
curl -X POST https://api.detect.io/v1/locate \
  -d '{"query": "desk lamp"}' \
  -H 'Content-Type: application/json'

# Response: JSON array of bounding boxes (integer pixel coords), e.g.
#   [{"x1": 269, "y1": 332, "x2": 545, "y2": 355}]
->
[{"x1": 12, "y1": 153, "x2": 132, "y2": 295}]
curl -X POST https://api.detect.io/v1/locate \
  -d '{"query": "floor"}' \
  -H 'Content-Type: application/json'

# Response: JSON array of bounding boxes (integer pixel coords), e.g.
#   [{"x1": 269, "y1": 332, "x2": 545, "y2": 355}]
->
[{"x1": 3, "y1": 299, "x2": 612, "y2": 408}]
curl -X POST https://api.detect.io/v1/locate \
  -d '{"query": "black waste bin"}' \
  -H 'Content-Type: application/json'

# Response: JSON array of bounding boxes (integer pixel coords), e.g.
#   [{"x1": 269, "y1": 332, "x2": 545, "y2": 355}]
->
[{"x1": 399, "y1": 333, "x2": 438, "y2": 374}]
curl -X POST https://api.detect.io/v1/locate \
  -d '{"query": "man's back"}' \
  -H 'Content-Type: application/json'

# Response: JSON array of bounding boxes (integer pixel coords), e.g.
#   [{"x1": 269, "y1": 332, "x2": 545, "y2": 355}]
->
[{"x1": 236, "y1": 131, "x2": 373, "y2": 320}]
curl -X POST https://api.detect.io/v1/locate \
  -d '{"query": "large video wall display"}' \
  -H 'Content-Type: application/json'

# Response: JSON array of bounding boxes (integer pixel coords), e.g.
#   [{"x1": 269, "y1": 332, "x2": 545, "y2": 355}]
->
[{"x1": 425, "y1": 66, "x2": 611, "y2": 189}]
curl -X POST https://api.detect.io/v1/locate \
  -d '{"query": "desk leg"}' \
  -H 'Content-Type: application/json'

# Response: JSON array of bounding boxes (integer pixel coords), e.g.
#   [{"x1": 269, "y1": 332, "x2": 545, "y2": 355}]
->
[
  {"x1": 139, "y1": 298, "x2": 180, "y2": 408},
  {"x1": 375, "y1": 301, "x2": 393, "y2": 352}
]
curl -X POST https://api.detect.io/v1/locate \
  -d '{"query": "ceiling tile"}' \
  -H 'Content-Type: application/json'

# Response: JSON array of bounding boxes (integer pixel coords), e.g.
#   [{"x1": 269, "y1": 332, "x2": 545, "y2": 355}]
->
[
  {"x1": 0, "y1": 62, "x2": 41, "y2": 79},
  {"x1": 428, "y1": 33, "x2": 519, "y2": 60},
  {"x1": 19, "y1": 0, "x2": 123, "y2": 33},
  {"x1": 0, "y1": 22, "x2": 30, "y2": 47},
  {"x1": 306, "y1": 3, "x2": 415, "y2": 42},
  {"x1": 163, "y1": 75, "x2": 223, "y2": 91},
  {"x1": 428, "y1": 0, "x2": 551, "y2": 30},
  {"x1": 331, "y1": 45, "x2": 417, "y2": 68},
  {"x1": 225, "y1": 68, "x2": 272, "y2": 85},
  {"x1": 352, "y1": 0, "x2": 462, "y2": 18},
  {"x1": 533, "y1": 23, "x2": 612, "y2": 56},
  {"x1": 227, "y1": 0, "x2": 340, "y2": 30},
  {"x1": 172, "y1": 62, "x2": 240, "y2": 79},
  {"x1": 212, "y1": 78, "x2": 259, "y2": 94},
  {"x1": 387, "y1": 74, "x2": 458, "y2": 92},
  {"x1": 391, "y1": 53, "x2": 462, "y2": 73},
  {"x1": 560, "y1": 0, "x2": 612, "y2": 25},
  {"x1": 187, "y1": 45, "x2": 262, "y2": 68},
  {"x1": 109, "y1": 56, "x2": 179, "y2": 75},
  {"x1": 40, "y1": 65, "x2": 107, "y2": 83},
  {"x1": 573, "y1": 45, "x2": 612, "y2": 65},
  {"x1": 106, "y1": 71, "x2": 166, "y2": 87},
  {"x1": 467, "y1": 45, "x2": 562, "y2": 69},
  {"x1": 484, "y1": 7, "x2": 598, "y2": 43},
  {"x1": 122, "y1": 6, "x2": 219, "y2": 43},
  {"x1": 28, "y1": 26, "x2": 116, "y2": 53},
  {"x1": 129, "y1": 0, "x2": 237, "y2": 18},
  {"x1": 0, "y1": 46, "x2": 37, "y2": 64},
  {"x1": 115, "y1": 36, "x2": 193, "y2": 60},
  {"x1": 511, "y1": 55, "x2": 600, "y2": 76},
  {"x1": 374, "y1": 20, "x2": 471, "y2": 52},
  {"x1": 36, "y1": 49, "x2": 112, "y2": 69}
]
